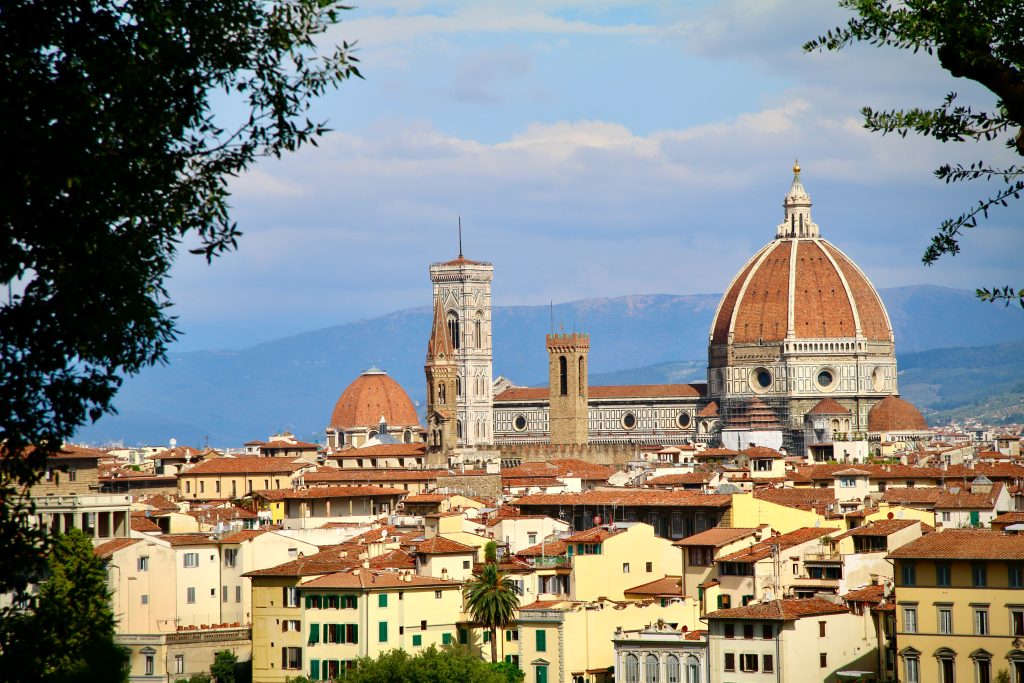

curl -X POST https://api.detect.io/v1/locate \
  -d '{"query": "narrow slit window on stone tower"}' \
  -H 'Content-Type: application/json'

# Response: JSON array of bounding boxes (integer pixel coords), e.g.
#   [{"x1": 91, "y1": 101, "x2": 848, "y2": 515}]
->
[
  {"x1": 578, "y1": 356, "x2": 585, "y2": 397},
  {"x1": 474, "y1": 312, "x2": 483, "y2": 349},
  {"x1": 559, "y1": 356, "x2": 568, "y2": 396},
  {"x1": 447, "y1": 312, "x2": 460, "y2": 350},
  {"x1": 439, "y1": 384, "x2": 446, "y2": 403},
  {"x1": 456, "y1": 376, "x2": 461, "y2": 396}
]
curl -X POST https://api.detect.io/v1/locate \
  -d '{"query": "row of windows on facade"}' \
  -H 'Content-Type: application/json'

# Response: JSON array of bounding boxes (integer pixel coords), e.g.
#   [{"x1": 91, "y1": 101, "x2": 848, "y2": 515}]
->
[
  {"x1": 622, "y1": 653, "x2": 702, "y2": 683},
  {"x1": 279, "y1": 587, "x2": 446, "y2": 609},
  {"x1": 899, "y1": 651, "x2": 1017, "y2": 683},
  {"x1": 183, "y1": 478, "x2": 283, "y2": 494},
  {"x1": 901, "y1": 604, "x2": 1024, "y2": 637},
  {"x1": 508, "y1": 411, "x2": 694, "y2": 432},
  {"x1": 177, "y1": 549, "x2": 242, "y2": 569},
  {"x1": 181, "y1": 585, "x2": 243, "y2": 604},
  {"x1": 899, "y1": 562, "x2": 1024, "y2": 588},
  {"x1": 141, "y1": 653, "x2": 188, "y2": 677}
]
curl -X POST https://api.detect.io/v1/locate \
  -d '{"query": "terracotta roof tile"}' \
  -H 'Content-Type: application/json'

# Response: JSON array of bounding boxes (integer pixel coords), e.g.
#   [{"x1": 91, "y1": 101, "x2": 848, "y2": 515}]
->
[
  {"x1": 517, "y1": 540, "x2": 568, "y2": 558},
  {"x1": 179, "y1": 457, "x2": 308, "y2": 476},
  {"x1": 806, "y1": 398, "x2": 852, "y2": 416},
  {"x1": 697, "y1": 401, "x2": 719, "y2": 418},
  {"x1": 673, "y1": 527, "x2": 760, "y2": 548},
  {"x1": 516, "y1": 491, "x2": 731, "y2": 509},
  {"x1": 159, "y1": 533, "x2": 218, "y2": 546},
  {"x1": 742, "y1": 446, "x2": 784, "y2": 459},
  {"x1": 868, "y1": 396, "x2": 928, "y2": 432},
  {"x1": 564, "y1": 526, "x2": 624, "y2": 544},
  {"x1": 413, "y1": 536, "x2": 476, "y2": 555},
  {"x1": 95, "y1": 538, "x2": 141, "y2": 558},
  {"x1": 888, "y1": 529, "x2": 1024, "y2": 560},
  {"x1": 329, "y1": 369, "x2": 420, "y2": 430},
  {"x1": 130, "y1": 513, "x2": 162, "y2": 533},
  {"x1": 623, "y1": 576, "x2": 684, "y2": 596},
  {"x1": 843, "y1": 584, "x2": 886, "y2": 602},
  {"x1": 717, "y1": 527, "x2": 836, "y2": 563},
  {"x1": 300, "y1": 569, "x2": 461, "y2": 589},
  {"x1": 705, "y1": 597, "x2": 849, "y2": 621},
  {"x1": 843, "y1": 519, "x2": 920, "y2": 537}
]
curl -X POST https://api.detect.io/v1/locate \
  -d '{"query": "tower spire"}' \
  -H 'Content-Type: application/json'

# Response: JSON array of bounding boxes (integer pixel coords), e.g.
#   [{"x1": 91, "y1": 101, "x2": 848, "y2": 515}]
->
[
  {"x1": 426, "y1": 297, "x2": 454, "y2": 361},
  {"x1": 776, "y1": 159, "x2": 819, "y2": 239}
]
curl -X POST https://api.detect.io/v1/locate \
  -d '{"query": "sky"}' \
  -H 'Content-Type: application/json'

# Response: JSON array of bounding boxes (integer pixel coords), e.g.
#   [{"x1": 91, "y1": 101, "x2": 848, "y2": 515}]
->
[{"x1": 168, "y1": 0, "x2": 1024, "y2": 351}]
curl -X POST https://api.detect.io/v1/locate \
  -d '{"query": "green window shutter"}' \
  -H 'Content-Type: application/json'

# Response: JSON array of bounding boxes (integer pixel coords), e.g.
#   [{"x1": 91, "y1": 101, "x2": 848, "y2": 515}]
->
[
  {"x1": 413, "y1": 634, "x2": 422, "y2": 646},
  {"x1": 537, "y1": 665, "x2": 548, "y2": 683},
  {"x1": 305, "y1": 596, "x2": 313, "y2": 609},
  {"x1": 458, "y1": 628, "x2": 468, "y2": 645},
  {"x1": 483, "y1": 631, "x2": 491, "y2": 643},
  {"x1": 310, "y1": 660, "x2": 320, "y2": 680},
  {"x1": 378, "y1": 593, "x2": 388, "y2": 608},
  {"x1": 350, "y1": 624, "x2": 358, "y2": 644},
  {"x1": 717, "y1": 595, "x2": 724, "y2": 609},
  {"x1": 506, "y1": 630, "x2": 512, "y2": 642},
  {"x1": 378, "y1": 621, "x2": 388, "y2": 643},
  {"x1": 309, "y1": 623, "x2": 320, "y2": 644},
  {"x1": 442, "y1": 632, "x2": 452, "y2": 645},
  {"x1": 505, "y1": 655, "x2": 512, "y2": 664},
  {"x1": 536, "y1": 629, "x2": 546, "y2": 652}
]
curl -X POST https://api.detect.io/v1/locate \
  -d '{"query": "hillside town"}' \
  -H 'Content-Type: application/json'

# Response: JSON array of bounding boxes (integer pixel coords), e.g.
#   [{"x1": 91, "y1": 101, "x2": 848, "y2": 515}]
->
[{"x1": 42, "y1": 170, "x2": 1024, "y2": 683}]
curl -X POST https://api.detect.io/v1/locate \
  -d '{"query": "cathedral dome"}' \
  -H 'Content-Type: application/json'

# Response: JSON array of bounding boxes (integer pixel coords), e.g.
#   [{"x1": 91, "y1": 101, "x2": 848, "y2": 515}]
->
[
  {"x1": 709, "y1": 166, "x2": 893, "y2": 347},
  {"x1": 867, "y1": 396, "x2": 927, "y2": 433},
  {"x1": 329, "y1": 368, "x2": 420, "y2": 430}
]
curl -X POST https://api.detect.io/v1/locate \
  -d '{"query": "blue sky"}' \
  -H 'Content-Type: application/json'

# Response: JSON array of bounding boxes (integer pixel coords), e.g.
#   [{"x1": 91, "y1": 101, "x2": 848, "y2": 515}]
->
[{"x1": 168, "y1": 0, "x2": 1024, "y2": 350}]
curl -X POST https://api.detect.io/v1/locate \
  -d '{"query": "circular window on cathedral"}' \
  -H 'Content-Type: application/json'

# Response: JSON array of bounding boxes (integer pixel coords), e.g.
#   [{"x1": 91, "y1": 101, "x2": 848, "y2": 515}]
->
[
  {"x1": 676, "y1": 412, "x2": 691, "y2": 429},
  {"x1": 871, "y1": 366, "x2": 885, "y2": 392},
  {"x1": 816, "y1": 368, "x2": 836, "y2": 391},
  {"x1": 749, "y1": 367, "x2": 773, "y2": 393},
  {"x1": 513, "y1": 415, "x2": 527, "y2": 432},
  {"x1": 621, "y1": 412, "x2": 637, "y2": 430}
]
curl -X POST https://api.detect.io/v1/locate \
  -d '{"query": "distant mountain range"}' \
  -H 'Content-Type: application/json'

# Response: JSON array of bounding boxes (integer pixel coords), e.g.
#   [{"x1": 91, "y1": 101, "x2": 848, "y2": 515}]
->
[{"x1": 73, "y1": 285, "x2": 1024, "y2": 446}]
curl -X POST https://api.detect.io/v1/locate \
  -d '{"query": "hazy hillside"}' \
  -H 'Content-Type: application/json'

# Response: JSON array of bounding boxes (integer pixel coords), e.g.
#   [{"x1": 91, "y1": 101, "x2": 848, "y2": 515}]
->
[{"x1": 73, "y1": 285, "x2": 1024, "y2": 446}]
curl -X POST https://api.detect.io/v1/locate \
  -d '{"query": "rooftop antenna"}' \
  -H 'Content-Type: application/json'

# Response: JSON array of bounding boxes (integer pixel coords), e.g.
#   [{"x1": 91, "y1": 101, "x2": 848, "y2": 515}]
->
[{"x1": 458, "y1": 216, "x2": 463, "y2": 258}]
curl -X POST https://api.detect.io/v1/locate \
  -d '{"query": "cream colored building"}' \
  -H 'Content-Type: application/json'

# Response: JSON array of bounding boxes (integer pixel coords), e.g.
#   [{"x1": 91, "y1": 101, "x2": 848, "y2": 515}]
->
[
  {"x1": 299, "y1": 569, "x2": 464, "y2": 680},
  {"x1": 705, "y1": 598, "x2": 878, "y2": 683},
  {"x1": 565, "y1": 523, "x2": 680, "y2": 602},
  {"x1": 252, "y1": 485, "x2": 405, "y2": 530},
  {"x1": 178, "y1": 456, "x2": 312, "y2": 501}
]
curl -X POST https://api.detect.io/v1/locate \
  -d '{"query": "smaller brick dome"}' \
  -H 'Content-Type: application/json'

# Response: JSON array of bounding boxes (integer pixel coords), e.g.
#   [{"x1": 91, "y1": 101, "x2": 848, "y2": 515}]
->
[
  {"x1": 868, "y1": 396, "x2": 927, "y2": 433},
  {"x1": 330, "y1": 368, "x2": 419, "y2": 430}
]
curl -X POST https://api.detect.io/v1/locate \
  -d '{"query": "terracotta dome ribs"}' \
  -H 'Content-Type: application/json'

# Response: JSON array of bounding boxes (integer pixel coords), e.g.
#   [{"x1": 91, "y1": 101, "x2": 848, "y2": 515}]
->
[
  {"x1": 732, "y1": 241, "x2": 792, "y2": 343},
  {"x1": 710, "y1": 248, "x2": 764, "y2": 345},
  {"x1": 794, "y1": 241, "x2": 855, "y2": 339},
  {"x1": 820, "y1": 242, "x2": 892, "y2": 342}
]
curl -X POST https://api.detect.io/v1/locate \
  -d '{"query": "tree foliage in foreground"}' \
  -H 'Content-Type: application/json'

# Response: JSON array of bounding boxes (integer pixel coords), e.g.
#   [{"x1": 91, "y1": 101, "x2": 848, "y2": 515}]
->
[
  {"x1": 0, "y1": 529, "x2": 128, "y2": 682},
  {"x1": 0, "y1": 0, "x2": 360, "y2": 594},
  {"x1": 806, "y1": 0, "x2": 1024, "y2": 306},
  {"x1": 325, "y1": 646, "x2": 522, "y2": 683}
]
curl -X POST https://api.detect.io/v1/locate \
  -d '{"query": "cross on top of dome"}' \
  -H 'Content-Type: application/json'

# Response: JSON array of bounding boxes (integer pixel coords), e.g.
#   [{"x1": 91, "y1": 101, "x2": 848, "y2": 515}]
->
[{"x1": 776, "y1": 159, "x2": 819, "y2": 239}]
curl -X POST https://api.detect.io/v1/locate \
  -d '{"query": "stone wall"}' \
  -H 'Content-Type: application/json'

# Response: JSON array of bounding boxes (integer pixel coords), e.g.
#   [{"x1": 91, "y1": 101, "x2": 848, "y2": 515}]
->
[
  {"x1": 498, "y1": 443, "x2": 637, "y2": 467},
  {"x1": 435, "y1": 473, "x2": 502, "y2": 500}
]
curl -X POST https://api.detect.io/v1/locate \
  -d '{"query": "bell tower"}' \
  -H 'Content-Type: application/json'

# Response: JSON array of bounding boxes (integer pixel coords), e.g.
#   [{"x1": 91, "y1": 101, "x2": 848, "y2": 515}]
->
[
  {"x1": 425, "y1": 299, "x2": 458, "y2": 453},
  {"x1": 547, "y1": 332, "x2": 589, "y2": 445}
]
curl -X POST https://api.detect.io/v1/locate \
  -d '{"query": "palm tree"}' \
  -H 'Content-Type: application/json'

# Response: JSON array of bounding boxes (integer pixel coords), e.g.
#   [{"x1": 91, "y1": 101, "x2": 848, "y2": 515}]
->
[{"x1": 464, "y1": 561, "x2": 519, "y2": 663}]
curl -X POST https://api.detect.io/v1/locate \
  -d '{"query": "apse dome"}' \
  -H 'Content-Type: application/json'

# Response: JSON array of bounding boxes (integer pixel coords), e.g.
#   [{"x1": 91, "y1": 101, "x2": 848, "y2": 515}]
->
[{"x1": 329, "y1": 367, "x2": 419, "y2": 430}]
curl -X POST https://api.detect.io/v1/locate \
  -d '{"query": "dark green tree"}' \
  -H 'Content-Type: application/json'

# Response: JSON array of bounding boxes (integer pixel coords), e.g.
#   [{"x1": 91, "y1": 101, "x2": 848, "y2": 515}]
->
[
  {"x1": 210, "y1": 650, "x2": 238, "y2": 683},
  {"x1": 337, "y1": 646, "x2": 519, "y2": 683},
  {"x1": 464, "y1": 562, "x2": 520, "y2": 663},
  {"x1": 0, "y1": 528, "x2": 128, "y2": 682},
  {"x1": 806, "y1": 0, "x2": 1024, "y2": 306},
  {"x1": 0, "y1": 0, "x2": 361, "y2": 595}
]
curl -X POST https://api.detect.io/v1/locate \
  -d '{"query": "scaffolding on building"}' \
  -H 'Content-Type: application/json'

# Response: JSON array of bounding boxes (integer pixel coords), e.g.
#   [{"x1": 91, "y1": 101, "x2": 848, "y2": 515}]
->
[{"x1": 718, "y1": 395, "x2": 804, "y2": 455}]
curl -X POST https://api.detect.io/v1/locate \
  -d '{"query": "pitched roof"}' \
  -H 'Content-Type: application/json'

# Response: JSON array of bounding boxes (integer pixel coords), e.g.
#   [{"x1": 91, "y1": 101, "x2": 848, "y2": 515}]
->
[
  {"x1": 159, "y1": 533, "x2": 218, "y2": 546},
  {"x1": 502, "y1": 459, "x2": 616, "y2": 482},
  {"x1": 753, "y1": 487, "x2": 836, "y2": 511},
  {"x1": 843, "y1": 584, "x2": 886, "y2": 603},
  {"x1": 881, "y1": 487, "x2": 942, "y2": 504},
  {"x1": 412, "y1": 536, "x2": 476, "y2": 555},
  {"x1": 888, "y1": 529, "x2": 1024, "y2": 560},
  {"x1": 219, "y1": 529, "x2": 271, "y2": 543},
  {"x1": 742, "y1": 446, "x2": 784, "y2": 459},
  {"x1": 694, "y1": 447, "x2": 740, "y2": 459},
  {"x1": 130, "y1": 513, "x2": 162, "y2": 533},
  {"x1": 516, "y1": 490, "x2": 732, "y2": 509},
  {"x1": 179, "y1": 457, "x2": 308, "y2": 476},
  {"x1": 935, "y1": 482, "x2": 1004, "y2": 510},
  {"x1": 842, "y1": 519, "x2": 920, "y2": 538},
  {"x1": 806, "y1": 398, "x2": 852, "y2": 415},
  {"x1": 646, "y1": 472, "x2": 711, "y2": 487},
  {"x1": 705, "y1": 597, "x2": 849, "y2": 621},
  {"x1": 564, "y1": 526, "x2": 623, "y2": 544},
  {"x1": 717, "y1": 527, "x2": 836, "y2": 564},
  {"x1": 244, "y1": 547, "x2": 360, "y2": 577},
  {"x1": 992, "y1": 511, "x2": 1024, "y2": 525},
  {"x1": 697, "y1": 401, "x2": 719, "y2": 417},
  {"x1": 95, "y1": 538, "x2": 141, "y2": 558},
  {"x1": 623, "y1": 576, "x2": 684, "y2": 596},
  {"x1": 299, "y1": 570, "x2": 461, "y2": 589},
  {"x1": 673, "y1": 527, "x2": 760, "y2": 548},
  {"x1": 186, "y1": 506, "x2": 257, "y2": 523},
  {"x1": 516, "y1": 540, "x2": 568, "y2": 558}
]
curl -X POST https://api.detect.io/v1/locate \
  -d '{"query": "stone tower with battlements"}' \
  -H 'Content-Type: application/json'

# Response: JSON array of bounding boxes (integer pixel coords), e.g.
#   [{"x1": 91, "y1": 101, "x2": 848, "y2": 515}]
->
[
  {"x1": 547, "y1": 332, "x2": 589, "y2": 445},
  {"x1": 429, "y1": 250, "x2": 494, "y2": 447}
]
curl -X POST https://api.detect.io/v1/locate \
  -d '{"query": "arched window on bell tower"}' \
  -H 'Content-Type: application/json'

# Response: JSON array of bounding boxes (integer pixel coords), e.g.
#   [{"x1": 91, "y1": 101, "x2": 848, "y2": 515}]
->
[
  {"x1": 456, "y1": 376, "x2": 462, "y2": 396},
  {"x1": 474, "y1": 311, "x2": 483, "y2": 349},
  {"x1": 559, "y1": 356, "x2": 568, "y2": 396},
  {"x1": 446, "y1": 311, "x2": 460, "y2": 350}
]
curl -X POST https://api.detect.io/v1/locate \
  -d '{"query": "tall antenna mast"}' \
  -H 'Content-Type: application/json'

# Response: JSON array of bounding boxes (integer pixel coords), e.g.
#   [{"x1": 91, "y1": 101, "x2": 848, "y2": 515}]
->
[{"x1": 458, "y1": 216, "x2": 463, "y2": 257}]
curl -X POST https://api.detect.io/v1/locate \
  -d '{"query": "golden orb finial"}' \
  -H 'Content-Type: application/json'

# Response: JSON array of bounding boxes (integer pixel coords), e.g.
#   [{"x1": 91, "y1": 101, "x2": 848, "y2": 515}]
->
[{"x1": 793, "y1": 158, "x2": 801, "y2": 175}]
